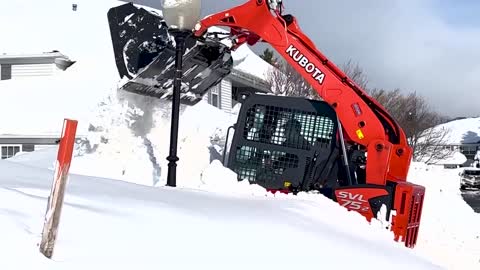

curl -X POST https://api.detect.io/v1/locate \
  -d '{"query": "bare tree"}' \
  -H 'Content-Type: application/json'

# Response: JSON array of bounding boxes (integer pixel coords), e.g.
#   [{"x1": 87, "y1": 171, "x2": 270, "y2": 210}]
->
[
  {"x1": 412, "y1": 126, "x2": 453, "y2": 164},
  {"x1": 340, "y1": 59, "x2": 369, "y2": 90},
  {"x1": 368, "y1": 89, "x2": 453, "y2": 162},
  {"x1": 265, "y1": 57, "x2": 453, "y2": 163},
  {"x1": 265, "y1": 60, "x2": 320, "y2": 99},
  {"x1": 266, "y1": 58, "x2": 371, "y2": 99}
]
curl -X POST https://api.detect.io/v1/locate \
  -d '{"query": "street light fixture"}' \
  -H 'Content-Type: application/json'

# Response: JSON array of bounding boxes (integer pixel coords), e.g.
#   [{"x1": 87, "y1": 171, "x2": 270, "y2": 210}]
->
[{"x1": 162, "y1": 0, "x2": 202, "y2": 187}]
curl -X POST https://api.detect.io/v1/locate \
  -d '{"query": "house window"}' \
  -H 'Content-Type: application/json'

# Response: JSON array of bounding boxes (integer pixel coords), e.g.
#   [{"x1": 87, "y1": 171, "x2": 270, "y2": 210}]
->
[
  {"x1": 1, "y1": 64, "x2": 12, "y2": 80},
  {"x1": 460, "y1": 145, "x2": 478, "y2": 160},
  {"x1": 210, "y1": 85, "x2": 220, "y2": 109},
  {"x1": 212, "y1": 93, "x2": 219, "y2": 107},
  {"x1": 1, "y1": 145, "x2": 22, "y2": 159}
]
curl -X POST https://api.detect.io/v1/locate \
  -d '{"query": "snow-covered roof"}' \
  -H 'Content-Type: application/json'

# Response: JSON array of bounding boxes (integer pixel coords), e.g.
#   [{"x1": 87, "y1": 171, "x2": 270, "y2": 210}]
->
[
  {"x1": 230, "y1": 42, "x2": 274, "y2": 81},
  {"x1": 205, "y1": 26, "x2": 274, "y2": 82},
  {"x1": 0, "y1": 51, "x2": 68, "y2": 61},
  {"x1": 432, "y1": 117, "x2": 480, "y2": 145}
]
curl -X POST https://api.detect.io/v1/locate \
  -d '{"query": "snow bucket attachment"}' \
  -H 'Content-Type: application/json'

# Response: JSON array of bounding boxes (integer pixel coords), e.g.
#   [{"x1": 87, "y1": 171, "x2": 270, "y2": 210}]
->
[
  {"x1": 390, "y1": 182, "x2": 425, "y2": 248},
  {"x1": 107, "y1": 2, "x2": 233, "y2": 105}
]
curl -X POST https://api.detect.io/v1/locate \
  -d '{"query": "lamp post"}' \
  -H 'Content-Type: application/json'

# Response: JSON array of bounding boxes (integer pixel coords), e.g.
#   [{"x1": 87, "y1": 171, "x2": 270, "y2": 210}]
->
[{"x1": 162, "y1": 0, "x2": 202, "y2": 187}]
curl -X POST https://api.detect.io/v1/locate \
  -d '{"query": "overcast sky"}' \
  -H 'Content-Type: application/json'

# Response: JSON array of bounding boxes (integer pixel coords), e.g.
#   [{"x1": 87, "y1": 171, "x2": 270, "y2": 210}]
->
[{"x1": 133, "y1": 0, "x2": 480, "y2": 117}]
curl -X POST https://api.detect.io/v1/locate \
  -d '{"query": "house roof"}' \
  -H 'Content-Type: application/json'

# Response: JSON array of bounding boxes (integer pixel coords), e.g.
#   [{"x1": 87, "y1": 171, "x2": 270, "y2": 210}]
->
[
  {"x1": 205, "y1": 26, "x2": 275, "y2": 84},
  {"x1": 432, "y1": 117, "x2": 480, "y2": 145},
  {"x1": 0, "y1": 51, "x2": 73, "y2": 65}
]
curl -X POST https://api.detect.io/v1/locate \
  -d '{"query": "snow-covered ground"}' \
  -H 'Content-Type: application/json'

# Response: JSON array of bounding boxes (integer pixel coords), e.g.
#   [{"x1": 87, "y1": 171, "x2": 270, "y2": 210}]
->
[
  {"x1": 5, "y1": 99, "x2": 480, "y2": 269},
  {"x1": 408, "y1": 163, "x2": 480, "y2": 269},
  {"x1": 1, "y1": 0, "x2": 480, "y2": 269},
  {"x1": 1, "y1": 147, "x2": 444, "y2": 269}
]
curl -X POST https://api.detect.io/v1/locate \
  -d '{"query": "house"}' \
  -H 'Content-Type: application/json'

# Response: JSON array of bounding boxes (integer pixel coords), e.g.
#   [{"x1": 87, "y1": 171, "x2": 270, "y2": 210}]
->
[
  {"x1": 439, "y1": 143, "x2": 480, "y2": 167},
  {"x1": 0, "y1": 51, "x2": 75, "y2": 80},
  {"x1": 0, "y1": 46, "x2": 273, "y2": 159},
  {"x1": 0, "y1": 51, "x2": 80, "y2": 159},
  {"x1": 432, "y1": 117, "x2": 480, "y2": 167},
  {"x1": 203, "y1": 66, "x2": 271, "y2": 113},
  {"x1": 201, "y1": 40, "x2": 273, "y2": 114}
]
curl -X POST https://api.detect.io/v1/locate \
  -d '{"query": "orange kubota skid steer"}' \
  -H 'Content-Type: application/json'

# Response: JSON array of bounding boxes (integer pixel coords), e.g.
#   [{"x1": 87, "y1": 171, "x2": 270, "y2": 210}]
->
[{"x1": 106, "y1": 0, "x2": 425, "y2": 248}]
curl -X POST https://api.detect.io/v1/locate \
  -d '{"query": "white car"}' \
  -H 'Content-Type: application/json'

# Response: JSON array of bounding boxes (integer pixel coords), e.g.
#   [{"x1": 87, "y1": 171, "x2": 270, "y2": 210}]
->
[{"x1": 459, "y1": 168, "x2": 480, "y2": 190}]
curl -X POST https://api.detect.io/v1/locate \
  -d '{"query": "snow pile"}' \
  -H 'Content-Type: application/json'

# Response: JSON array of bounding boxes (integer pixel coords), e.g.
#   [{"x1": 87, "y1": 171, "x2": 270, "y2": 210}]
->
[
  {"x1": 0, "y1": 155, "x2": 442, "y2": 269},
  {"x1": 65, "y1": 88, "x2": 240, "y2": 188},
  {"x1": 408, "y1": 162, "x2": 480, "y2": 269},
  {"x1": 6, "y1": 88, "x2": 479, "y2": 269}
]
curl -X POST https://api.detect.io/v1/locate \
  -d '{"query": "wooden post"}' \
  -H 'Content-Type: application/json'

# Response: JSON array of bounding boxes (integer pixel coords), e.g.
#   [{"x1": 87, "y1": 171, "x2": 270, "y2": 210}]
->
[{"x1": 39, "y1": 119, "x2": 78, "y2": 258}]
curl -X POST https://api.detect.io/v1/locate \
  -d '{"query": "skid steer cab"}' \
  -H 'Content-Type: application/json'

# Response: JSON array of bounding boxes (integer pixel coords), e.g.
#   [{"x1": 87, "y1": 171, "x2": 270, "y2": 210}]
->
[{"x1": 222, "y1": 93, "x2": 424, "y2": 247}]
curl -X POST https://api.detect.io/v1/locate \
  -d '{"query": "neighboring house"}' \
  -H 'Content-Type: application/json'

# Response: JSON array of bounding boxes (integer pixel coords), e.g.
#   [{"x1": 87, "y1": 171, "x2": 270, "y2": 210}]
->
[
  {"x1": 0, "y1": 47, "x2": 273, "y2": 159},
  {"x1": 429, "y1": 117, "x2": 480, "y2": 167},
  {"x1": 0, "y1": 51, "x2": 75, "y2": 80},
  {"x1": 202, "y1": 46, "x2": 273, "y2": 113},
  {"x1": 202, "y1": 68, "x2": 271, "y2": 113},
  {"x1": 0, "y1": 51, "x2": 77, "y2": 159},
  {"x1": 439, "y1": 143, "x2": 480, "y2": 167},
  {"x1": 0, "y1": 135, "x2": 62, "y2": 159}
]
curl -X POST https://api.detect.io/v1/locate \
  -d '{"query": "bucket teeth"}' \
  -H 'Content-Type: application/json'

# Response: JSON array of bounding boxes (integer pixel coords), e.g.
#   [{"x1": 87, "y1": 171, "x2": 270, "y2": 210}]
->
[{"x1": 108, "y1": 2, "x2": 233, "y2": 105}]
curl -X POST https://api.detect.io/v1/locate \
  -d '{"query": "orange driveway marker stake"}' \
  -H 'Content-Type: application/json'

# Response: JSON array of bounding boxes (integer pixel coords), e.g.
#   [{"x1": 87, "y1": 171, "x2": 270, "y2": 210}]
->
[{"x1": 39, "y1": 118, "x2": 78, "y2": 259}]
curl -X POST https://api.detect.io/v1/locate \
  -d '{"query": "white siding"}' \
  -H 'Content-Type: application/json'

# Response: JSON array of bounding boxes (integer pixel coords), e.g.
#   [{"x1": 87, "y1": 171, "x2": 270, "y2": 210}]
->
[
  {"x1": 34, "y1": 145, "x2": 57, "y2": 151},
  {"x1": 11, "y1": 63, "x2": 55, "y2": 78},
  {"x1": 220, "y1": 79, "x2": 232, "y2": 113}
]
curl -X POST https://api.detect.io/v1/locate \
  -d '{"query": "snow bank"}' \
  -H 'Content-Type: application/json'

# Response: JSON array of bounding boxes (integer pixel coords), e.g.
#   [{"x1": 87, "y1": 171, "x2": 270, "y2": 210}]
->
[
  {"x1": 6, "y1": 87, "x2": 475, "y2": 269},
  {"x1": 408, "y1": 162, "x2": 480, "y2": 269},
  {"x1": 0, "y1": 155, "x2": 442, "y2": 269}
]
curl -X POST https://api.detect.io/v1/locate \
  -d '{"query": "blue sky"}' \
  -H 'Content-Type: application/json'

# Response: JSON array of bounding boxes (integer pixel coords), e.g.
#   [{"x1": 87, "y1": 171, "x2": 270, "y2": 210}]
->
[{"x1": 434, "y1": 0, "x2": 480, "y2": 27}]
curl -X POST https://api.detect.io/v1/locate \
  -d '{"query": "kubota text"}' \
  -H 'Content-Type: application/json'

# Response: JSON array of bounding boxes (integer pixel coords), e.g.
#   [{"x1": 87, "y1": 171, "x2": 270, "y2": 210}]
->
[{"x1": 285, "y1": 45, "x2": 325, "y2": 85}]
